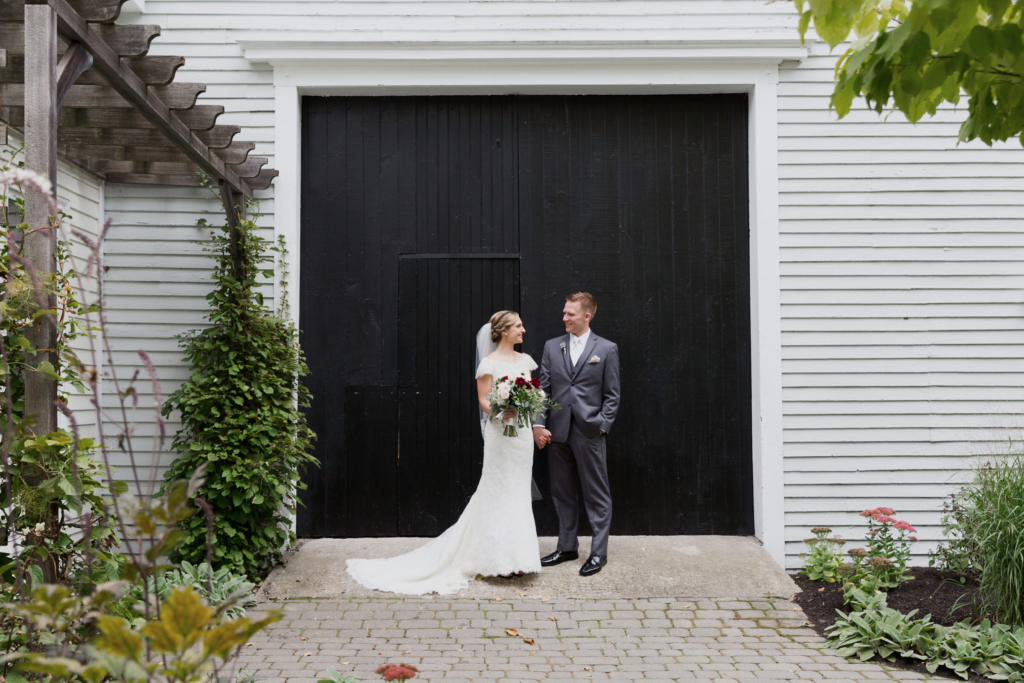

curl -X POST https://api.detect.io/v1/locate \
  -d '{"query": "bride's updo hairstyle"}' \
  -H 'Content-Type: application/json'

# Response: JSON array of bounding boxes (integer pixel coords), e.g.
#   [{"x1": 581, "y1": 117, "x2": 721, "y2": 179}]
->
[{"x1": 490, "y1": 310, "x2": 520, "y2": 343}]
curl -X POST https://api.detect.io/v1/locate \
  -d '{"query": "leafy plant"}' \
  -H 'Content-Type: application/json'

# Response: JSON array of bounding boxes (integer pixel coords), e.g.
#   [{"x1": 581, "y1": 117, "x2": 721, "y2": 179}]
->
[
  {"x1": 0, "y1": 165, "x2": 282, "y2": 683},
  {"x1": 319, "y1": 671, "x2": 360, "y2": 683},
  {"x1": 162, "y1": 188, "x2": 316, "y2": 580},
  {"x1": 793, "y1": 0, "x2": 1024, "y2": 147},
  {"x1": 929, "y1": 492, "x2": 980, "y2": 576},
  {"x1": 827, "y1": 592, "x2": 1024, "y2": 680},
  {"x1": 955, "y1": 447, "x2": 1024, "y2": 626},
  {"x1": 860, "y1": 507, "x2": 916, "y2": 589},
  {"x1": 0, "y1": 148, "x2": 120, "y2": 586},
  {"x1": 125, "y1": 561, "x2": 256, "y2": 622},
  {"x1": 801, "y1": 526, "x2": 846, "y2": 583}
]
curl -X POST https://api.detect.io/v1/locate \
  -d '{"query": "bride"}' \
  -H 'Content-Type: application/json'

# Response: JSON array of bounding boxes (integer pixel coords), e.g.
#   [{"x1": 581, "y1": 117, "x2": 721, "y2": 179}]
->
[{"x1": 346, "y1": 310, "x2": 542, "y2": 595}]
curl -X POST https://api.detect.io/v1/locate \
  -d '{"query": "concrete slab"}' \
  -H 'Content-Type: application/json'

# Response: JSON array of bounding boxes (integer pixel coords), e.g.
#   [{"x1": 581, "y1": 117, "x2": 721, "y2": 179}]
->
[{"x1": 260, "y1": 535, "x2": 797, "y2": 601}]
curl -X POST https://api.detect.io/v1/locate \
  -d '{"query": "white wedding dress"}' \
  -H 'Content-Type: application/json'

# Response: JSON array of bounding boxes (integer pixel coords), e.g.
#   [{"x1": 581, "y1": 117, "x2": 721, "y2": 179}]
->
[{"x1": 346, "y1": 353, "x2": 542, "y2": 595}]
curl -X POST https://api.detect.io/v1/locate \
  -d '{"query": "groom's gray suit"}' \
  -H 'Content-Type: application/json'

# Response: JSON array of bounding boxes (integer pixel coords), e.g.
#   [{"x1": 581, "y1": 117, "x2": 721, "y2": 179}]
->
[{"x1": 535, "y1": 331, "x2": 620, "y2": 557}]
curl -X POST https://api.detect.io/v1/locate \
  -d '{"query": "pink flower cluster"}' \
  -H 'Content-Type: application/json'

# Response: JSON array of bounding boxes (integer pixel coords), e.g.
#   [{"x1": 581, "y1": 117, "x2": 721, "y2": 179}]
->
[{"x1": 861, "y1": 507, "x2": 917, "y2": 535}]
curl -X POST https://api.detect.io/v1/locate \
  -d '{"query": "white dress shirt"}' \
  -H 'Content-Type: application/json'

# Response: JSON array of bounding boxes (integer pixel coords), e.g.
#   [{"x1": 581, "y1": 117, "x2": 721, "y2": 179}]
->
[{"x1": 570, "y1": 328, "x2": 591, "y2": 366}]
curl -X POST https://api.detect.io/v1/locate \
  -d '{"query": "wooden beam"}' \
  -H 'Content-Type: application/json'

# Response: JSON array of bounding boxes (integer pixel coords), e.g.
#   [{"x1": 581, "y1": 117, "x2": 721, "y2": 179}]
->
[
  {"x1": 1, "y1": 82, "x2": 206, "y2": 109},
  {"x1": 104, "y1": 167, "x2": 279, "y2": 191},
  {"x1": 23, "y1": 3, "x2": 59, "y2": 437},
  {"x1": 57, "y1": 123, "x2": 240, "y2": 148},
  {"x1": 103, "y1": 172, "x2": 202, "y2": 186},
  {"x1": 0, "y1": 104, "x2": 223, "y2": 130},
  {"x1": 226, "y1": 155, "x2": 267, "y2": 178},
  {"x1": 60, "y1": 103, "x2": 221, "y2": 129},
  {"x1": 64, "y1": 139, "x2": 254, "y2": 163},
  {"x1": 83, "y1": 153, "x2": 263, "y2": 176},
  {"x1": 0, "y1": 20, "x2": 160, "y2": 56},
  {"x1": 2, "y1": 0, "x2": 129, "y2": 22},
  {"x1": 68, "y1": 0, "x2": 130, "y2": 23},
  {"x1": 249, "y1": 168, "x2": 279, "y2": 191},
  {"x1": 43, "y1": 0, "x2": 251, "y2": 196},
  {"x1": 1, "y1": 54, "x2": 184, "y2": 86},
  {"x1": 54, "y1": 42, "x2": 93, "y2": 112}
]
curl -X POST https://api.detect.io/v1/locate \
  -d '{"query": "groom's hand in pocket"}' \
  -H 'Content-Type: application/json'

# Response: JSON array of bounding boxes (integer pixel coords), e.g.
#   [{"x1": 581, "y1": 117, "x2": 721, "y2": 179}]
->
[{"x1": 533, "y1": 426, "x2": 552, "y2": 449}]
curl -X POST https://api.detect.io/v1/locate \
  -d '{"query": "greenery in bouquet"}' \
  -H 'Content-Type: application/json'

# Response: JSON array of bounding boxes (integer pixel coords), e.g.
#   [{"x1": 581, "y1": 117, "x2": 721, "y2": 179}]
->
[{"x1": 487, "y1": 373, "x2": 558, "y2": 437}]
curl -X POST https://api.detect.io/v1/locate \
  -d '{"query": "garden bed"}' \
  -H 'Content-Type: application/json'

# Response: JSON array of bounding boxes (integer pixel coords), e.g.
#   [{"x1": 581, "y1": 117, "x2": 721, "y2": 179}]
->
[{"x1": 794, "y1": 568, "x2": 994, "y2": 682}]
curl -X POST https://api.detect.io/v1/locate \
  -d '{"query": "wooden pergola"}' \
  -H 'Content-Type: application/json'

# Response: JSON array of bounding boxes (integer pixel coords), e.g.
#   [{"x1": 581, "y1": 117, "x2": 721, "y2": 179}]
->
[{"x1": 1, "y1": 0, "x2": 278, "y2": 437}]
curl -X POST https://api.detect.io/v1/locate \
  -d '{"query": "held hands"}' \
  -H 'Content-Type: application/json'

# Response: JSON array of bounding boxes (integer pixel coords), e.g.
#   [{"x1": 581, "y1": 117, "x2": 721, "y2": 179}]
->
[{"x1": 533, "y1": 426, "x2": 552, "y2": 449}]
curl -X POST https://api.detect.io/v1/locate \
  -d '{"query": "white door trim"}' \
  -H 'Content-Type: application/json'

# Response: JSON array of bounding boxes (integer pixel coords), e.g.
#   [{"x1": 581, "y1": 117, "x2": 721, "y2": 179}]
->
[{"x1": 260, "y1": 41, "x2": 801, "y2": 566}]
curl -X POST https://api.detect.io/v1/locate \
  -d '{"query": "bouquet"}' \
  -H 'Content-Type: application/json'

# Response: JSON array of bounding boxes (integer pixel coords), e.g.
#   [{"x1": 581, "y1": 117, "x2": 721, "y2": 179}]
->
[{"x1": 488, "y1": 373, "x2": 559, "y2": 437}]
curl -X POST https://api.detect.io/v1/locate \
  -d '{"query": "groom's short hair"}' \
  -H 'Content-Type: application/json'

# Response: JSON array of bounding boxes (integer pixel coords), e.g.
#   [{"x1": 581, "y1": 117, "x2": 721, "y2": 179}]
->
[{"x1": 566, "y1": 292, "x2": 597, "y2": 317}]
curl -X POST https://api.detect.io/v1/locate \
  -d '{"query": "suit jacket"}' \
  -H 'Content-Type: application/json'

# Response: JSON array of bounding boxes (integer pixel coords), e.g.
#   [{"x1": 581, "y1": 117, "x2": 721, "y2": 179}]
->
[{"x1": 535, "y1": 331, "x2": 620, "y2": 443}]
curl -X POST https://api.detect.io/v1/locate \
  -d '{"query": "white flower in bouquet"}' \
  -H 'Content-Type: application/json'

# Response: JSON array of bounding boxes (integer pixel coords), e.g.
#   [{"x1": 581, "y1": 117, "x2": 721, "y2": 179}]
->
[{"x1": 488, "y1": 374, "x2": 560, "y2": 437}]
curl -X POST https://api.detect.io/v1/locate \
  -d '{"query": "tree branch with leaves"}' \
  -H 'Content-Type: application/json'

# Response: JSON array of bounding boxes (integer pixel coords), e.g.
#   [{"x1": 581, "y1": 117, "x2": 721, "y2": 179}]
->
[{"x1": 795, "y1": 0, "x2": 1024, "y2": 144}]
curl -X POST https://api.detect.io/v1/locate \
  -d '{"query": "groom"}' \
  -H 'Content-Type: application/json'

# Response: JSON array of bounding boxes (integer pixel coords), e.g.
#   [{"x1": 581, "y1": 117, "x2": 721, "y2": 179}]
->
[{"x1": 533, "y1": 292, "x2": 620, "y2": 576}]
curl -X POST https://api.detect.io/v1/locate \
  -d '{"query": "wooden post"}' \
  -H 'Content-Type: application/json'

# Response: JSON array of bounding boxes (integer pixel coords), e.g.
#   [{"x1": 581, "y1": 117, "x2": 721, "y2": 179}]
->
[
  {"x1": 219, "y1": 180, "x2": 246, "y2": 276},
  {"x1": 23, "y1": 3, "x2": 59, "y2": 437}
]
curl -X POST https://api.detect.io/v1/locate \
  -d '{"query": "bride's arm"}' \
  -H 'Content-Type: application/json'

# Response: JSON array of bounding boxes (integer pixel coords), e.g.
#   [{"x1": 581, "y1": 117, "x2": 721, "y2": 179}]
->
[{"x1": 477, "y1": 375, "x2": 493, "y2": 414}]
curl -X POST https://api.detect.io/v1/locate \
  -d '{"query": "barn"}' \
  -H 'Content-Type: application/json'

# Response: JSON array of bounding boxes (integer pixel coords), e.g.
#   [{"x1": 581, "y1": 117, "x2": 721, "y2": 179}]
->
[{"x1": 9, "y1": 0, "x2": 1024, "y2": 570}]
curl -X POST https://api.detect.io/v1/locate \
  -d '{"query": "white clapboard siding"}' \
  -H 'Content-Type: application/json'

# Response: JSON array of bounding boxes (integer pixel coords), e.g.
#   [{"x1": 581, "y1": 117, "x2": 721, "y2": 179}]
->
[
  {"x1": 102, "y1": 180, "x2": 276, "y2": 493},
  {"x1": 780, "y1": 41, "x2": 1024, "y2": 567},
  {"x1": 0, "y1": 135, "x2": 104, "y2": 442}
]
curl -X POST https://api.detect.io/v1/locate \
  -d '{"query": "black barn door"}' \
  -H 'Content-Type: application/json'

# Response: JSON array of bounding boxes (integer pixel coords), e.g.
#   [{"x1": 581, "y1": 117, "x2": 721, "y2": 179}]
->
[
  {"x1": 299, "y1": 94, "x2": 753, "y2": 538},
  {"x1": 397, "y1": 257, "x2": 519, "y2": 536},
  {"x1": 298, "y1": 96, "x2": 519, "y2": 537},
  {"x1": 519, "y1": 96, "x2": 753, "y2": 535}
]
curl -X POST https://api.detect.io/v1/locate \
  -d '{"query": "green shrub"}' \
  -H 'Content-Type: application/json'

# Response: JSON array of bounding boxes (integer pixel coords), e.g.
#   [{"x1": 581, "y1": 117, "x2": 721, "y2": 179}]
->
[
  {"x1": 116, "y1": 561, "x2": 256, "y2": 623},
  {"x1": 800, "y1": 526, "x2": 846, "y2": 582},
  {"x1": 929, "y1": 491, "x2": 980, "y2": 576},
  {"x1": 162, "y1": 198, "x2": 316, "y2": 581},
  {"x1": 956, "y1": 446, "x2": 1024, "y2": 626},
  {"x1": 827, "y1": 592, "x2": 1024, "y2": 681}
]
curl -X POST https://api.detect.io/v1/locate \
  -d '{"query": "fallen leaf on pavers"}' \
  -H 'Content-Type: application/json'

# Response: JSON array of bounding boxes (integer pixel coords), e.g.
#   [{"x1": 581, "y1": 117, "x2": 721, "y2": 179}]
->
[
  {"x1": 549, "y1": 617, "x2": 558, "y2": 622},
  {"x1": 540, "y1": 597, "x2": 550, "y2": 602},
  {"x1": 492, "y1": 598, "x2": 502, "y2": 602},
  {"x1": 683, "y1": 604, "x2": 692, "y2": 608},
  {"x1": 343, "y1": 663, "x2": 350, "y2": 666},
  {"x1": 302, "y1": 653, "x2": 312, "y2": 657},
  {"x1": 793, "y1": 607, "x2": 801, "y2": 611},
  {"x1": 523, "y1": 638, "x2": 535, "y2": 645},
  {"x1": 505, "y1": 629, "x2": 520, "y2": 636},
  {"x1": 301, "y1": 637, "x2": 307, "y2": 641},
  {"x1": 642, "y1": 547, "x2": 646, "y2": 551},
  {"x1": 584, "y1": 667, "x2": 591, "y2": 671},
  {"x1": 404, "y1": 651, "x2": 411, "y2": 654},
  {"x1": 245, "y1": 643, "x2": 255, "y2": 647},
  {"x1": 515, "y1": 589, "x2": 528, "y2": 597}
]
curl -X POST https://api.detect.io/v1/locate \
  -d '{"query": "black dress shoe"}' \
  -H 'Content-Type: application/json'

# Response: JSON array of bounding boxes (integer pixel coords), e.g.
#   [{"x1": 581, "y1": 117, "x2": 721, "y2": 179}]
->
[
  {"x1": 579, "y1": 555, "x2": 607, "y2": 576},
  {"x1": 540, "y1": 550, "x2": 579, "y2": 567}
]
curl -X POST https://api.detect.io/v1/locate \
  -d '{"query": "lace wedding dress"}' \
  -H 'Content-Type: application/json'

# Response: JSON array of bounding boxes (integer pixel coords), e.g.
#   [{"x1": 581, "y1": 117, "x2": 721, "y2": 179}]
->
[{"x1": 346, "y1": 353, "x2": 542, "y2": 595}]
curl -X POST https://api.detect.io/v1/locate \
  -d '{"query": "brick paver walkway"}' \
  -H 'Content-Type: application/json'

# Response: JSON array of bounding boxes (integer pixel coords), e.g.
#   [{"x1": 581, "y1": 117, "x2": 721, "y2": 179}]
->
[{"x1": 234, "y1": 598, "x2": 943, "y2": 683}]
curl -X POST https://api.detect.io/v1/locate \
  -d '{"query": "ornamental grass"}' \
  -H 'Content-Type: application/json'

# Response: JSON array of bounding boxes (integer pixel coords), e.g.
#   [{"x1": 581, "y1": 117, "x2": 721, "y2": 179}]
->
[{"x1": 960, "y1": 447, "x2": 1024, "y2": 626}]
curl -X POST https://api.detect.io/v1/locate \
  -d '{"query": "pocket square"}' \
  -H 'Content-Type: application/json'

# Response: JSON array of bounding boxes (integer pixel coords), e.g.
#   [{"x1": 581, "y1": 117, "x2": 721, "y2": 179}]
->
[{"x1": 588, "y1": 355, "x2": 601, "y2": 364}]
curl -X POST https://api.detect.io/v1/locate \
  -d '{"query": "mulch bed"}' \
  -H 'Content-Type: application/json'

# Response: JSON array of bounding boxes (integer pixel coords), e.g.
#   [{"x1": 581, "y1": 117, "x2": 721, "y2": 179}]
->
[{"x1": 792, "y1": 567, "x2": 992, "y2": 682}]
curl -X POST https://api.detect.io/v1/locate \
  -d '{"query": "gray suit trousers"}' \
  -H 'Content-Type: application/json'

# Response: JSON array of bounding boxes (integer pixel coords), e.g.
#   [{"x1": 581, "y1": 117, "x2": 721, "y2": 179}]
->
[{"x1": 548, "y1": 417, "x2": 612, "y2": 557}]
